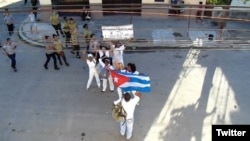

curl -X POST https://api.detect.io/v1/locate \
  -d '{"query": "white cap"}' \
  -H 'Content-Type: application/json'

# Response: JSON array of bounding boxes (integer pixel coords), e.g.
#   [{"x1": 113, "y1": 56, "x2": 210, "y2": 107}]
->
[{"x1": 88, "y1": 54, "x2": 93, "y2": 57}]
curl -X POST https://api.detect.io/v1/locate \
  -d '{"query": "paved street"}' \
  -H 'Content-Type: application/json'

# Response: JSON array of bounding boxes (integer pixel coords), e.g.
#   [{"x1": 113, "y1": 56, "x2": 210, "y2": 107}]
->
[
  {"x1": 1, "y1": 44, "x2": 250, "y2": 141},
  {"x1": 1, "y1": 1, "x2": 250, "y2": 141}
]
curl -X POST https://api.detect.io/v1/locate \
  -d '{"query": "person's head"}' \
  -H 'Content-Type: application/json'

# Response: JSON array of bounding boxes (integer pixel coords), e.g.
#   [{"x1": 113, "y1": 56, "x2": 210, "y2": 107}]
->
[
  {"x1": 127, "y1": 63, "x2": 136, "y2": 73},
  {"x1": 53, "y1": 34, "x2": 58, "y2": 40},
  {"x1": 6, "y1": 38, "x2": 11, "y2": 43},
  {"x1": 101, "y1": 46, "x2": 107, "y2": 52},
  {"x1": 69, "y1": 18, "x2": 74, "y2": 23},
  {"x1": 199, "y1": 1, "x2": 203, "y2": 5},
  {"x1": 52, "y1": 9, "x2": 57, "y2": 15},
  {"x1": 87, "y1": 54, "x2": 93, "y2": 60},
  {"x1": 83, "y1": 24, "x2": 88, "y2": 29},
  {"x1": 90, "y1": 34, "x2": 96, "y2": 39},
  {"x1": 124, "y1": 92, "x2": 131, "y2": 102},
  {"x1": 181, "y1": 1, "x2": 184, "y2": 4},
  {"x1": 103, "y1": 58, "x2": 110, "y2": 66},
  {"x1": 44, "y1": 35, "x2": 51, "y2": 41}
]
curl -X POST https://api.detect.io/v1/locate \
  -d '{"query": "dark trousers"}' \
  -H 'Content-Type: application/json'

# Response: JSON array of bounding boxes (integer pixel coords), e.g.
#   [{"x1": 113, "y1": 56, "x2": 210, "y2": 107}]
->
[
  {"x1": 8, "y1": 53, "x2": 16, "y2": 69},
  {"x1": 72, "y1": 45, "x2": 80, "y2": 56},
  {"x1": 56, "y1": 51, "x2": 68, "y2": 65},
  {"x1": 32, "y1": 7, "x2": 37, "y2": 20},
  {"x1": 52, "y1": 24, "x2": 64, "y2": 36},
  {"x1": 64, "y1": 31, "x2": 71, "y2": 47},
  {"x1": 7, "y1": 24, "x2": 14, "y2": 36},
  {"x1": 44, "y1": 53, "x2": 58, "y2": 69},
  {"x1": 24, "y1": 0, "x2": 27, "y2": 5}
]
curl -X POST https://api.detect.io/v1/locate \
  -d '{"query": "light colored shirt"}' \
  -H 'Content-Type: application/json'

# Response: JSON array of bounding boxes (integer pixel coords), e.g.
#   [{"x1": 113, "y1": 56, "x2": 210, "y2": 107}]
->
[
  {"x1": 98, "y1": 58, "x2": 114, "y2": 70},
  {"x1": 28, "y1": 13, "x2": 35, "y2": 22},
  {"x1": 3, "y1": 42, "x2": 16, "y2": 55},
  {"x1": 45, "y1": 42, "x2": 55, "y2": 54},
  {"x1": 53, "y1": 40, "x2": 63, "y2": 52},
  {"x1": 112, "y1": 44, "x2": 125, "y2": 63},
  {"x1": 4, "y1": 15, "x2": 14, "y2": 24},
  {"x1": 87, "y1": 59, "x2": 97, "y2": 71},
  {"x1": 50, "y1": 14, "x2": 60, "y2": 25},
  {"x1": 121, "y1": 91, "x2": 140, "y2": 120},
  {"x1": 99, "y1": 50, "x2": 110, "y2": 58}
]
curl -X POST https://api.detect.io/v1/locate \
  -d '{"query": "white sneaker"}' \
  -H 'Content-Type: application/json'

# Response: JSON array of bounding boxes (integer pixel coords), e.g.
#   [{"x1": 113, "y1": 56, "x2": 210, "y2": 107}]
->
[{"x1": 126, "y1": 135, "x2": 132, "y2": 140}]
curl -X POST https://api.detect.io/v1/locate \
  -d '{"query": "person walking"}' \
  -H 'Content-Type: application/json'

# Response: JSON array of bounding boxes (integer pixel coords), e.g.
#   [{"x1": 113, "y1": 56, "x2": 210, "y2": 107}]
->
[
  {"x1": 50, "y1": 10, "x2": 64, "y2": 37},
  {"x1": 44, "y1": 35, "x2": 59, "y2": 70},
  {"x1": 98, "y1": 57, "x2": 114, "y2": 93},
  {"x1": 52, "y1": 34, "x2": 69, "y2": 66},
  {"x1": 27, "y1": 10, "x2": 38, "y2": 33},
  {"x1": 62, "y1": 17, "x2": 71, "y2": 47},
  {"x1": 2, "y1": 38, "x2": 17, "y2": 72},
  {"x1": 119, "y1": 91, "x2": 142, "y2": 140},
  {"x1": 4, "y1": 11, "x2": 14, "y2": 36},
  {"x1": 84, "y1": 53, "x2": 101, "y2": 90},
  {"x1": 70, "y1": 26, "x2": 81, "y2": 58}
]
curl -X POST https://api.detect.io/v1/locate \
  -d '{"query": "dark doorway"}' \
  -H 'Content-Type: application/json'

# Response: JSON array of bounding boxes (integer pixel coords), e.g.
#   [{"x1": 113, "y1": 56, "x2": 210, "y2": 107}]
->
[
  {"x1": 102, "y1": 0, "x2": 142, "y2": 15},
  {"x1": 52, "y1": 0, "x2": 89, "y2": 16}
]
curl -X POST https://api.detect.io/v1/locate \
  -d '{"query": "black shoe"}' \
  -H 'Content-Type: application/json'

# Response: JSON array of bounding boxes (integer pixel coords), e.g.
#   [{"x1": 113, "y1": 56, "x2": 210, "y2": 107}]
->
[
  {"x1": 66, "y1": 63, "x2": 69, "y2": 67},
  {"x1": 70, "y1": 50, "x2": 75, "y2": 54},
  {"x1": 44, "y1": 65, "x2": 48, "y2": 69},
  {"x1": 76, "y1": 56, "x2": 81, "y2": 59},
  {"x1": 14, "y1": 68, "x2": 17, "y2": 72},
  {"x1": 60, "y1": 62, "x2": 63, "y2": 65},
  {"x1": 54, "y1": 67, "x2": 60, "y2": 70}
]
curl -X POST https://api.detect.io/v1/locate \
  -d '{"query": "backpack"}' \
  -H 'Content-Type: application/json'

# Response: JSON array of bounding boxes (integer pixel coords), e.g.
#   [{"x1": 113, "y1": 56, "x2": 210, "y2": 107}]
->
[
  {"x1": 112, "y1": 102, "x2": 127, "y2": 122},
  {"x1": 99, "y1": 67, "x2": 109, "y2": 79}
]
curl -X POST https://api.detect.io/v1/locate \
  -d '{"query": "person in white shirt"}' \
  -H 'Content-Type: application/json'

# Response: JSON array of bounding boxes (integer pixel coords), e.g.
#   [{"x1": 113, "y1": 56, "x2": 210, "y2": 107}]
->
[
  {"x1": 27, "y1": 10, "x2": 37, "y2": 33},
  {"x1": 111, "y1": 41, "x2": 125, "y2": 68},
  {"x1": 2, "y1": 38, "x2": 17, "y2": 72},
  {"x1": 85, "y1": 54, "x2": 101, "y2": 90},
  {"x1": 4, "y1": 10, "x2": 14, "y2": 36},
  {"x1": 119, "y1": 91, "x2": 142, "y2": 140},
  {"x1": 98, "y1": 57, "x2": 114, "y2": 92}
]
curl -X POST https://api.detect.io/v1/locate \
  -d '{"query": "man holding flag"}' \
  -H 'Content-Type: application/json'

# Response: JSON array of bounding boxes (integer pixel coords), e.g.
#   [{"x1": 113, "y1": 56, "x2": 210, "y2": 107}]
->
[{"x1": 110, "y1": 69, "x2": 151, "y2": 140}]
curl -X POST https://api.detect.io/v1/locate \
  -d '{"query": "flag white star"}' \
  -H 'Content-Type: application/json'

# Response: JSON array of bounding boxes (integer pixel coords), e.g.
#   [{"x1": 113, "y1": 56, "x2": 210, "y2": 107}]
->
[{"x1": 114, "y1": 76, "x2": 119, "y2": 83}]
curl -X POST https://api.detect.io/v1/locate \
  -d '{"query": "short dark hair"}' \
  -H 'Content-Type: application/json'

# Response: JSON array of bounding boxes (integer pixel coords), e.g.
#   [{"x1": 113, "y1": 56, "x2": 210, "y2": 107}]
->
[
  {"x1": 199, "y1": 1, "x2": 203, "y2": 4},
  {"x1": 124, "y1": 93, "x2": 131, "y2": 102},
  {"x1": 128, "y1": 63, "x2": 136, "y2": 73},
  {"x1": 52, "y1": 34, "x2": 57, "y2": 38},
  {"x1": 44, "y1": 35, "x2": 49, "y2": 39},
  {"x1": 83, "y1": 24, "x2": 88, "y2": 28},
  {"x1": 6, "y1": 38, "x2": 10, "y2": 41}
]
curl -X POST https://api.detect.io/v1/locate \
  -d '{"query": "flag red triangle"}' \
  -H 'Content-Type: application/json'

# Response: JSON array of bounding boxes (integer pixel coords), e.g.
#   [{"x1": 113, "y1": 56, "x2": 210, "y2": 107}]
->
[{"x1": 110, "y1": 70, "x2": 130, "y2": 87}]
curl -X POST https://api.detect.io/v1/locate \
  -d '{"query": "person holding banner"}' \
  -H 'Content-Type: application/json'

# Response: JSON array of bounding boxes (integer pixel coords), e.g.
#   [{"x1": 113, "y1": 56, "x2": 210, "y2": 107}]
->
[{"x1": 110, "y1": 41, "x2": 126, "y2": 69}]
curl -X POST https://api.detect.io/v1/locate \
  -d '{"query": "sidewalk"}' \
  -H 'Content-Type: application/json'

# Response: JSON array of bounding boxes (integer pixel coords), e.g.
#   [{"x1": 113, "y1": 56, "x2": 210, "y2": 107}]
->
[{"x1": 18, "y1": 15, "x2": 250, "y2": 49}]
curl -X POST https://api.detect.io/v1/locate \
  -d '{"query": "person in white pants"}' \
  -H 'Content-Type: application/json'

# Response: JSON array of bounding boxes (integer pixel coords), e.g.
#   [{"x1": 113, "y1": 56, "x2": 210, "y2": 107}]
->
[
  {"x1": 120, "y1": 91, "x2": 141, "y2": 140},
  {"x1": 99, "y1": 58, "x2": 114, "y2": 92},
  {"x1": 85, "y1": 54, "x2": 100, "y2": 90}
]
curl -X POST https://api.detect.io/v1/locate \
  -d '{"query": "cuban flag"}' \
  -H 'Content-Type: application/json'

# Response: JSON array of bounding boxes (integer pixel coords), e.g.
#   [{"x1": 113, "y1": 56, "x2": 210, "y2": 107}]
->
[{"x1": 110, "y1": 70, "x2": 151, "y2": 93}]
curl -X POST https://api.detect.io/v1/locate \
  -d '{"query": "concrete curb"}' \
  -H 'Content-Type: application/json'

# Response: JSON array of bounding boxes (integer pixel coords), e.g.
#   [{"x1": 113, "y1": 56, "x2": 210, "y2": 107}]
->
[{"x1": 18, "y1": 20, "x2": 45, "y2": 48}]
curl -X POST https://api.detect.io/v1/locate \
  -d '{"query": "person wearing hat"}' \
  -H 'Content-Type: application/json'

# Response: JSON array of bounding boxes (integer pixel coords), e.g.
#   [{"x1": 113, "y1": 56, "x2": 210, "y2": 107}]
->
[
  {"x1": 99, "y1": 56, "x2": 114, "y2": 93},
  {"x1": 85, "y1": 53, "x2": 101, "y2": 90}
]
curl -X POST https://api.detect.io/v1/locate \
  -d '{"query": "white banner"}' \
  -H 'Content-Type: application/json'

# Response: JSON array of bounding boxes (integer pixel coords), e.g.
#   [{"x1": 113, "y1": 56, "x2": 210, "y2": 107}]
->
[{"x1": 102, "y1": 24, "x2": 134, "y2": 40}]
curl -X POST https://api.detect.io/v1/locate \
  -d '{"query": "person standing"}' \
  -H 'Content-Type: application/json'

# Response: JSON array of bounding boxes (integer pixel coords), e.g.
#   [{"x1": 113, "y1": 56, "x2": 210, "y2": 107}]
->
[
  {"x1": 80, "y1": 6, "x2": 91, "y2": 21},
  {"x1": 99, "y1": 57, "x2": 114, "y2": 93},
  {"x1": 50, "y1": 10, "x2": 64, "y2": 37},
  {"x1": 31, "y1": 0, "x2": 38, "y2": 20},
  {"x1": 2, "y1": 38, "x2": 17, "y2": 72},
  {"x1": 53, "y1": 34, "x2": 69, "y2": 66},
  {"x1": 111, "y1": 41, "x2": 126, "y2": 68},
  {"x1": 4, "y1": 11, "x2": 14, "y2": 36},
  {"x1": 70, "y1": 26, "x2": 81, "y2": 58},
  {"x1": 84, "y1": 53, "x2": 101, "y2": 90},
  {"x1": 44, "y1": 35, "x2": 59, "y2": 70},
  {"x1": 119, "y1": 91, "x2": 142, "y2": 140},
  {"x1": 196, "y1": 1, "x2": 205, "y2": 24},
  {"x1": 27, "y1": 10, "x2": 38, "y2": 33},
  {"x1": 62, "y1": 17, "x2": 71, "y2": 47}
]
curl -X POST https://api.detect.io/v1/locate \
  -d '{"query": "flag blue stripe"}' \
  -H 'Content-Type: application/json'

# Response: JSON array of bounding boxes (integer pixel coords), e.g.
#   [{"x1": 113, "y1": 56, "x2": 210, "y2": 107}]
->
[
  {"x1": 121, "y1": 86, "x2": 151, "y2": 93},
  {"x1": 129, "y1": 77, "x2": 150, "y2": 84},
  {"x1": 118, "y1": 71, "x2": 149, "y2": 77}
]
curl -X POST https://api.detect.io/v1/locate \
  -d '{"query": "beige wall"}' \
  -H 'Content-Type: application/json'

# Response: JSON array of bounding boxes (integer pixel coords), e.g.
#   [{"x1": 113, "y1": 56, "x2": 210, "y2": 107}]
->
[{"x1": 39, "y1": 0, "x2": 52, "y2": 22}]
